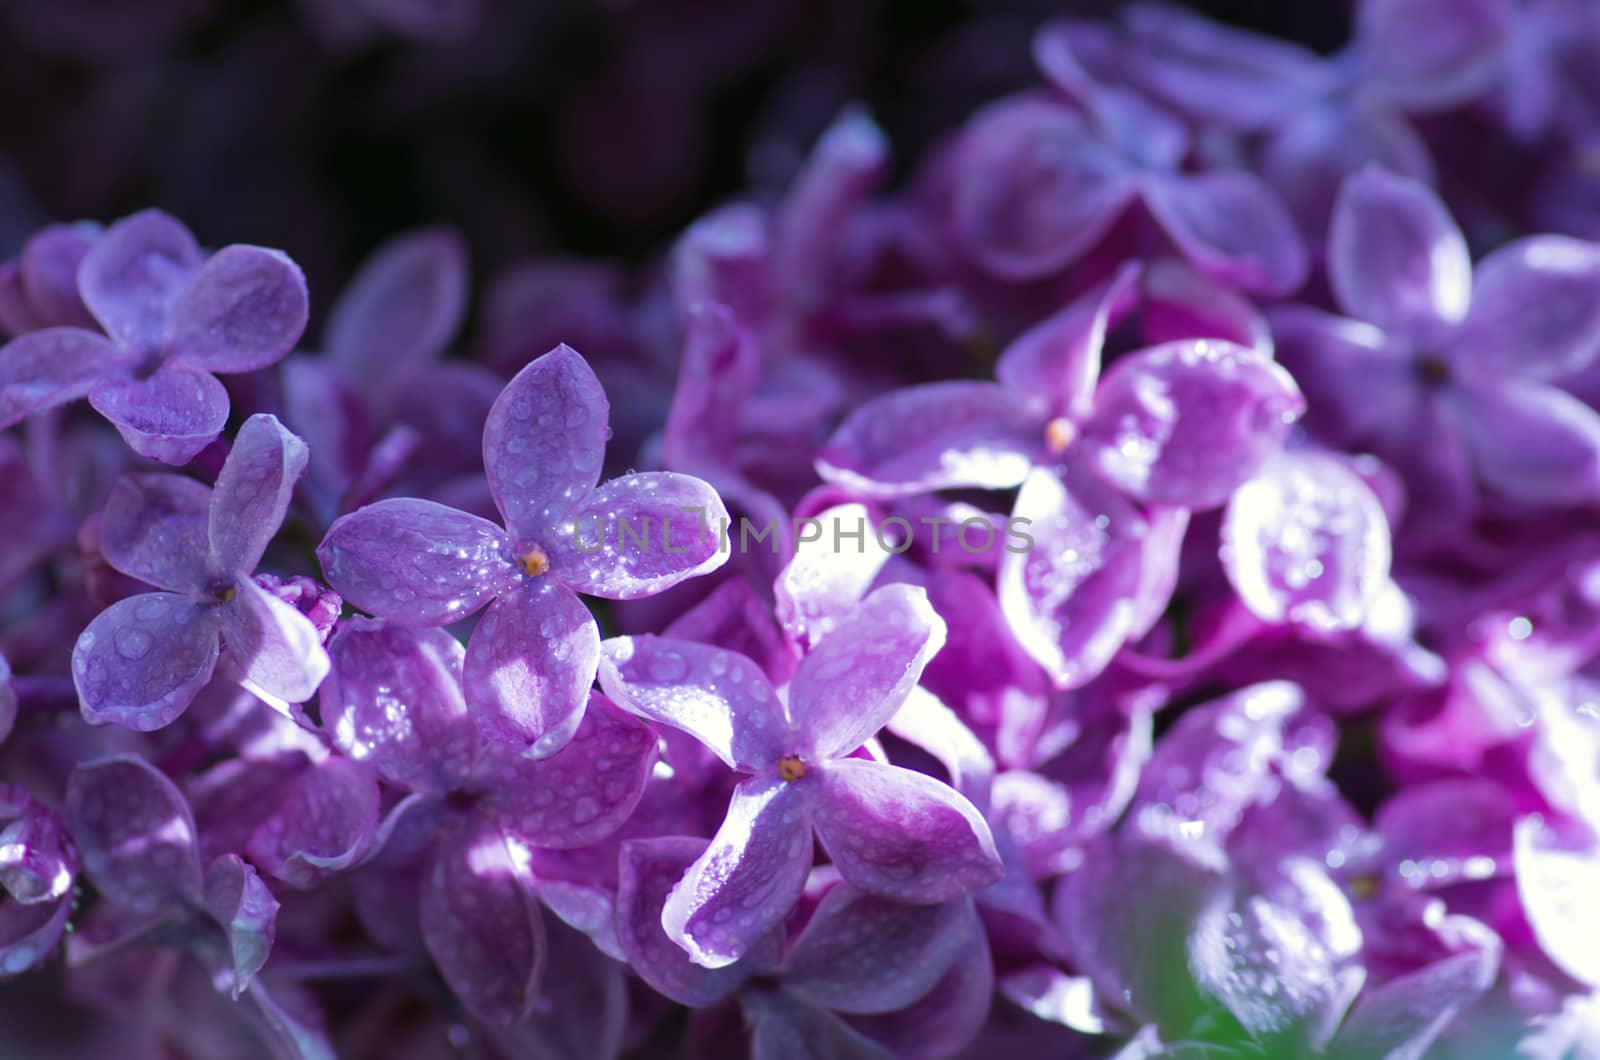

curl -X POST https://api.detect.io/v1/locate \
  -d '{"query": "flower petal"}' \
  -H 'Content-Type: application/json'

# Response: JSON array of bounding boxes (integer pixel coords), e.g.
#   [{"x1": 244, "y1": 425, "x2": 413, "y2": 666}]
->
[
  {"x1": 815, "y1": 382, "x2": 1037, "y2": 498},
  {"x1": 483, "y1": 343, "x2": 609, "y2": 543},
  {"x1": 218, "y1": 578, "x2": 330, "y2": 709},
  {"x1": 77, "y1": 209, "x2": 202, "y2": 351},
  {"x1": 65, "y1": 755, "x2": 203, "y2": 912},
  {"x1": 99, "y1": 472, "x2": 212, "y2": 594},
  {"x1": 0, "y1": 788, "x2": 77, "y2": 906},
  {"x1": 246, "y1": 758, "x2": 381, "y2": 889},
  {"x1": 73, "y1": 592, "x2": 222, "y2": 731},
  {"x1": 791, "y1": 584, "x2": 946, "y2": 759},
  {"x1": 662, "y1": 302, "x2": 761, "y2": 473},
  {"x1": 486, "y1": 694, "x2": 655, "y2": 848},
  {"x1": 1357, "y1": 0, "x2": 1513, "y2": 111},
  {"x1": 208, "y1": 413, "x2": 309, "y2": 575},
  {"x1": 0, "y1": 327, "x2": 123, "y2": 427},
  {"x1": 317, "y1": 497, "x2": 515, "y2": 625},
  {"x1": 202, "y1": 854, "x2": 279, "y2": 1000},
  {"x1": 0, "y1": 892, "x2": 73, "y2": 978},
  {"x1": 463, "y1": 578, "x2": 600, "y2": 758},
  {"x1": 1513, "y1": 818, "x2": 1600, "y2": 986},
  {"x1": 1453, "y1": 236, "x2": 1600, "y2": 381},
  {"x1": 1268, "y1": 305, "x2": 1418, "y2": 446},
  {"x1": 744, "y1": 990, "x2": 896, "y2": 1060},
  {"x1": 774, "y1": 502, "x2": 895, "y2": 653},
  {"x1": 168, "y1": 245, "x2": 308, "y2": 374},
  {"x1": 1452, "y1": 381, "x2": 1600, "y2": 506},
  {"x1": 663, "y1": 776, "x2": 814, "y2": 969},
  {"x1": 784, "y1": 887, "x2": 976, "y2": 1014},
  {"x1": 1141, "y1": 170, "x2": 1308, "y2": 297},
  {"x1": 844, "y1": 918, "x2": 994, "y2": 1059},
  {"x1": 420, "y1": 815, "x2": 546, "y2": 1026},
  {"x1": 1079, "y1": 339, "x2": 1303, "y2": 509},
  {"x1": 995, "y1": 262, "x2": 1140, "y2": 419},
  {"x1": 616, "y1": 836, "x2": 768, "y2": 1006},
  {"x1": 17, "y1": 223, "x2": 97, "y2": 330},
  {"x1": 550, "y1": 471, "x2": 730, "y2": 599},
  {"x1": 325, "y1": 227, "x2": 469, "y2": 404},
  {"x1": 89, "y1": 360, "x2": 230, "y2": 465},
  {"x1": 1222, "y1": 451, "x2": 1392, "y2": 634},
  {"x1": 1325, "y1": 947, "x2": 1499, "y2": 1060},
  {"x1": 598, "y1": 635, "x2": 788, "y2": 772},
  {"x1": 811, "y1": 759, "x2": 1001, "y2": 903},
  {"x1": 1327, "y1": 167, "x2": 1471, "y2": 345},
  {"x1": 323, "y1": 619, "x2": 483, "y2": 794}
]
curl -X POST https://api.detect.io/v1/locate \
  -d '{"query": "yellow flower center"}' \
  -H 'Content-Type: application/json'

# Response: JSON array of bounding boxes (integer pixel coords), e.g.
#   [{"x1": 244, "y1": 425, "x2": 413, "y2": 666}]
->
[
  {"x1": 518, "y1": 549, "x2": 551, "y2": 577},
  {"x1": 1044, "y1": 416, "x2": 1077, "y2": 455},
  {"x1": 776, "y1": 754, "x2": 808, "y2": 782}
]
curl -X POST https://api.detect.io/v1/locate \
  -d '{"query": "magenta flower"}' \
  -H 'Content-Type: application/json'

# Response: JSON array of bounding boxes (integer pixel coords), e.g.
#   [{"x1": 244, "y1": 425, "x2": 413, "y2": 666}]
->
[
  {"x1": 318, "y1": 342, "x2": 729, "y2": 757},
  {"x1": 72, "y1": 413, "x2": 329, "y2": 730},
  {"x1": 599, "y1": 582, "x2": 1002, "y2": 968},
  {"x1": 0, "y1": 210, "x2": 308, "y2": 464}
]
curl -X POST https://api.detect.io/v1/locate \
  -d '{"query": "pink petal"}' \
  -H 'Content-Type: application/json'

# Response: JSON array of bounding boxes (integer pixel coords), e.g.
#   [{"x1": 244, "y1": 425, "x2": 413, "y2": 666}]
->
[
  {"x1": 486, "y1": 694, "x2": 656, "y2": 848},
  {"x1": 0, "y1": 327, "x2": 124, "y2": 427},
  {"x1": 663, "y1": 776, "x2": 814, "y2": 969},
  {"x1": 549, "y1": 471, "x2": 730, "y2": 600},
  {"x1": 77, "y1": 209, "x2": 202, "y2": 352},
  {"x1": 1452, "y1": 381, "x2": 1600, "y2": 506},
  {"x1": 202, "y1": 854, "x2": 279, "y2": 1000},
  {"x1": 420, "y1": 815, "x2": 546, "y2": 1026},
  {"x1": 791, "y1": 585, "x2": 946, "y2": 760},
  {"x1": 598, "y1": 635, "x2": 788, "y2": 772},
  {"x1": 1222, "y1": 451, "x2": 1393, "y2": 633},
  {"x1": 463, "y1": 578, "x2": 601, "y2": 759},
  {"x1": 246, "y1": 758, "x2": 381, "y2": 889},
  {"x1": 217, "y1": 578, "x2": 330, "y2": 709},
  {"x1": 209, "y1": 413, "x2": 309, "y2": 575},
  {"x1": 317, "y1": 497, "x2": 515, "y2": 625},
  {"x1": 99, "y1": 472, "x2": 212, "y2": 594},
  {"x1": 1453, "y1": 235, "x2": 1600, "y2": 380},
  {"x1": 65, "y1": 755, "x2": 203, "y2": 912},
  {"x1": 995, "y1": 261, "x2": 1140, "y2": 420},
  {"x1": 168, "y1": 246, "x2": 308, "y2": 374},
  {"x1": 811, "y1": 759, "x2": 1001, "y2": 904},
  {"x1": 1327, "y1": 167, "x2": 1471, "y2": 345},
  {"x1": 483, "y1": 344, "x2": 609, "y2": 544},
  {"x1": 1140, "y1": 170, "x2": 1309, "y2": 297},
  {"x1": 784, "y1": 886, "x2": 977, "y2": 1014},
  {"x1": 89, "y1": 359, "x2": 230, "y2": 465},
  {"x1": 1080, "y1": 339, "x2": 1304, "y2": 509},
  {"x1": 73, "y1": 592, "x2": 222, "y2": 731},
  {"x1": 815, "y1": 381, "x2": 1037, "y2": 498},
  {"x1": 325, "y1": 227, "x2": 469, "y2": 406},
  {"x1": 323, "y1": 619, "x2": 483, "y2": 794}
]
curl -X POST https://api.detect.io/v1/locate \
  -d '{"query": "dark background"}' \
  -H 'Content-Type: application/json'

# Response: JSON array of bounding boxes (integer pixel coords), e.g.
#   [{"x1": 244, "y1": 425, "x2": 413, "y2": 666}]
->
[{"x1": 0, "y1": 0, "x2": 1352, "y2": 310}]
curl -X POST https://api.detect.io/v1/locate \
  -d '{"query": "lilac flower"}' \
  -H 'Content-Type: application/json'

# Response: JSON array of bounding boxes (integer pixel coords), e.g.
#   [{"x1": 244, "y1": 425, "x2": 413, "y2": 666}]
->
[
  {"x1": 318, "y1": 343, "x2": 729, "y2": 757},
  {"x1": 0, "y1": 222, "x2": 99, "y2": 336},
  {"x1": 0, "y1": 783, "x2": 78, "y2": 977},
  {"x1": 0, "y1": 210, "x2": 308, "y2": 464},
  {"x1": 72, "y1": 413, "x2": 329, "y2": 730},
  {"x1": 599, "y1": 582, "x2": 1003, "y2": 968}
]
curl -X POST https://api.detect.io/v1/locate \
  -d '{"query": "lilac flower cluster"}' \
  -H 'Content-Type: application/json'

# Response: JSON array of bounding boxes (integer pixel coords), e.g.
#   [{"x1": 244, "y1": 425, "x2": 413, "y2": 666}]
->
[{"x1": 5, "y1": 2, "x2": 1600, "y2": 1058}]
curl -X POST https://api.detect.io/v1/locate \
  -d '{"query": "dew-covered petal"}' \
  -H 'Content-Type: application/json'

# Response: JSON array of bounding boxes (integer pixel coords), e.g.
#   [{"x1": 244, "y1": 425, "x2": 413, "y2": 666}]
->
[
  {"x1": 598, "y1": 635, "x2": 787, "y2": 772},
  {"x1": 317, "y1": 497, "x2": 516, "y2": 625},
  {"x1": 845, "y1": 924, "x2": 993, "y2": 1058},
  {"x1": 1327, "y1": 167, "x2": 1471, "y2": 346},
  {"x1": 1513, "y1": 818, "x2": 1600, "y2": 986},
  {"x1": 784, "y1": 887, "x2": 976, "y2": 1014},
  {"x1": 1325, "y1": 946, "x2": 1500, "y2": 1060},
  {"x1": 88, "y1": 360, "x2": 230, "y2": 465},
  {"x1": 745, "y1": 990, "x2": 896, "y2": 1060},
  {"x1": 99, "y1": 472, "x2": 212, "y2": 594},
  {"x1": 1452, "y1": 381, "x2": 1600, "y2": 507},
  {"x1": 1356, "y1": 0, "x2": 1513, "y2": 111},
  {"x1": 0, "y1": 790, "x2": 77, "y2": 907},
  {"x1": 463, "y1": 578, "x2": 601, "y2": 759},
  {"x1": 208, "y1": 413, "x2": 309, "y2": 575},
  {"x1": 483, "y1": 343, "x2": 609, "y2": 543},
  {"x1": 950, "y1": 98, "x2": 1137, "y2": 280},
  {"x1": 77, "y1": 209, "x2": 202, "y2": 351},
  {"x1": 1222, "y1": 451, "x2": 1392, "y2": 634},
  {"x1": 203, "y1": 854, "x2": 279, "y2": 1000},
  {"x1": 615, "y1": 836, "x2": 767, "y2": 1007},
  {"x1": 1079, "y1": 339, "x2": 1304, "y2": 509},
  {"x1": 662, "y1": 776, "x2": 814, "y2": 969},
  {"x1": 995, "y1": 262, "x2": 1140, "y2": 421},
  {"x1": 815, "y1": 382, "x2": 1037, "y2": 498},
  {"x1": 550, "y1": 471, "x2": 730, "y2": 599},
  {"x1": 167, "y1": 245, "x2": 308, "y2": 374},
  {"x1": 322, "y1": 619, "x2": 483, "y2": 794},
  {"x1": 774, "y1": 503, "x2": 895, "y2": 653},
  {"x1": 217, "y1": 578, "x2": 330, "y2": 709},
  {"x1": 73, "y1": 593, "x2": 222, "y2": 731},
  {"x1": 325, "y1": 227, "x2": 469, "y2": 403},
  {"x1": 997, "y1": 466, "x2": 1152, "y2": 690},
  {"x1": 1373, "y1": 779, "x2": 1516, "y2": 888},
  {"x1": 246, "y1": 758, "x2": 381, "y2": 889},
  {"x1": 1141, "y1": 170, "x2": 1309, "y2": 297},
  {"x1": 0, "y1": 327, "x2": 123, "y2": 427},
  {"x1": 420, "y1": 815, "x2": 546, "y2": 1026},
  {"x1": 811, "y1": 759, "x2": 1001, "y2": 904},
  {"x1": 791, "y1": 585, "x2": 946, "y2": 760},
  {"x1": 487, "y1": 694, "x2": 655, "y2": 849},
  {"x1": 65, "y1": 755, "x2": 204, "y2": 912}
]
